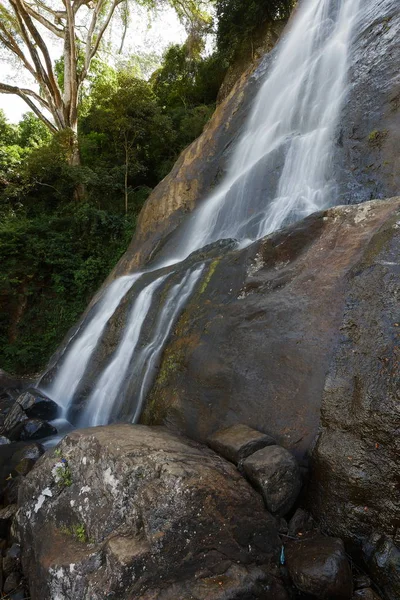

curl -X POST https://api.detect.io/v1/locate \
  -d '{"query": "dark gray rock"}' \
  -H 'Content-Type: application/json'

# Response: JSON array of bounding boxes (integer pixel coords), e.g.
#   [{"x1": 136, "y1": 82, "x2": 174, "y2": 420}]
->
[
  {"x1": 0, "y1": 442, "x2": 44, "y2": 498},
  {"x1": 0, "y1": 504, "x2": 17, "y2": 538},
  {"x1": 3, "y1": 571, "x2": 21, "y2": 594},
  {"x1": 17, "y1": 389, "x2": 58, "y2": 421},
  {"x1": 14, "y1": 457, "x2": 36, "y2": 476},
  {"x1": 242, "y1": 445, "x2": 302, "y2": 516},
  {"x1": 362, "y1": 534, "x2": 400, "y2": 600},
  {"x1": 16, "y1": 424, "x2": 284, "y2": 600},
  {"x1": 10, "y1": 418, "x2": 57, "y2": 442},
  {"x1": 353, "y1": 589, "x2": 383, "y2": 600},
  {"x1": 2, "y1": 404, "x2": 27, "y2": 437},
  {"x1": 353, "y1": 574, "x2": 372, "y2": 591},
  {"x1": 3, "y1": 476, "x2": 24, "y2": 505},
  {"x1": 207, "y1": 423, "x2": 276, "y2": 465},
  {"x1": 287, "y1": 509, "x2": 315, "y2": 538},
  {"x1": 285, "y1": 536, "x2": 352, "y2": 599}
]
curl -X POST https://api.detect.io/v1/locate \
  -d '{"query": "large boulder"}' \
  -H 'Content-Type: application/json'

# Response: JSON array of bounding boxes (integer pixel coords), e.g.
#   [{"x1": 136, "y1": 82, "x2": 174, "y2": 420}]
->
[
  {"x1": 141, "y1": 199, "x2": 400, "y2": 460},
  {"x1": 16, "y1": 424, "x2": 286, "y2": 600}
]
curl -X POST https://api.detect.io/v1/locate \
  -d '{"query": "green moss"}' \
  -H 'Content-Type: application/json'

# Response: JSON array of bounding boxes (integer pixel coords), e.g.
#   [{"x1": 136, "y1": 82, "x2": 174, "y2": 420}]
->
[
  {"x1": 368, "y1": 129, "x2": 388, "y2": 148},
  {"x1": 61, "y1": 523, "x2": 87, "y2": 543},
  {"x1": 199, "y1": 258, "x2": 221, "y2": 294},
  {"x1": 155, "y1": 349, "x2": 185, "y2": 388}
]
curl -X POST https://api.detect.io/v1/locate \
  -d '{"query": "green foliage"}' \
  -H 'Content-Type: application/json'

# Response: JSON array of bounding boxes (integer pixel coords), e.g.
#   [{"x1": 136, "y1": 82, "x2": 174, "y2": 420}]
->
[
  {"x1": 61, "y1": 523, "x2": 87, "y2": 543},
  {"x1": 216, "y1": 0, "x2": 294, "y2": 63},
  {"x1": 56, "y1": 464, "x2": 73, "y2": 487}
]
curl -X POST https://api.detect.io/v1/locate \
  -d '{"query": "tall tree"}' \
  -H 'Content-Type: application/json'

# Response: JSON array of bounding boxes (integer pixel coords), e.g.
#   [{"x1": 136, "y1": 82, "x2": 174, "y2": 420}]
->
[{"x1": 0, "y1": 0, "x2": 211, "y2": 164}]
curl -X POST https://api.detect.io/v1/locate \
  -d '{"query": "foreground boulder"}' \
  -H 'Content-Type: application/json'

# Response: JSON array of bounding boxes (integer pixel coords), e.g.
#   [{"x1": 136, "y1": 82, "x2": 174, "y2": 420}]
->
[
  {"x1": 285, "y1": 536, "x2": 353, "y2": 599},
  {"x1": 16, "y1": 424, "x2": 287, "y2": 600}
]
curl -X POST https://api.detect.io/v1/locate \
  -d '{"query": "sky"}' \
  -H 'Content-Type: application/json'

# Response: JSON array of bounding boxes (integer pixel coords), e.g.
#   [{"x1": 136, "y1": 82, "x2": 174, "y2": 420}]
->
[{"x1": 0, "y1": 5, "x2": 187, "y2": 123}]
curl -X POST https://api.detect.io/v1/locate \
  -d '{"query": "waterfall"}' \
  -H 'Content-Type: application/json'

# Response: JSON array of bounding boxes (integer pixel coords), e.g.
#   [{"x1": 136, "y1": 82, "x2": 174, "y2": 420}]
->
[
  {"x1": 41, "y1": 274, "x2": 140, "y2": 416},
  {"x1": 41, "y1": 0, "x2": 360, "y2": 429}
]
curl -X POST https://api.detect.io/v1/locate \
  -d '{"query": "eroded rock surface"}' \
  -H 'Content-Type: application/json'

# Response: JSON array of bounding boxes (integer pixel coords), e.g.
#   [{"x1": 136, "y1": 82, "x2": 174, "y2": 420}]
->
[{"x1": 16, "y1": 424, "x2": 284, "y2": 600}]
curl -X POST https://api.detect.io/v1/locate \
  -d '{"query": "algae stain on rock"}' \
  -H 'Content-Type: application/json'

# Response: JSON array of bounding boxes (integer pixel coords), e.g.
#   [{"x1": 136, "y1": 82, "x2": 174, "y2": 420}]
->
[{"x1": 199, "y1": 259, "x2": 221, "y2": 295}]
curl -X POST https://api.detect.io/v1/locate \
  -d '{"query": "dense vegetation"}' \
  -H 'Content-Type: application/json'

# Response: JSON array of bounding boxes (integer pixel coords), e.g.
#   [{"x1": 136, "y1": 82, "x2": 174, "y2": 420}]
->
[{"x1": 0, "y1": 0, "x2": 293, "y2": 374}]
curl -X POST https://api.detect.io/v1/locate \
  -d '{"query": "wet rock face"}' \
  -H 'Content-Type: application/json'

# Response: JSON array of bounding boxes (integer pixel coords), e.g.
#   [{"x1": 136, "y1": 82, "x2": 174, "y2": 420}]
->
[
  {"x1": 306, "y1": 202, "x2": 400, "y2": 597},
  {"x1": 336, "y1": 0, "x2": 400, "y2": 205},
  {"x1": 285, "y1": 536, "x2": 353, "y2": 600},
  {"x1": 16, "y1": 424, "x2": 284, "y2": 600},
  {"x1": 142, "y1": 199, "x2": 400, "y2": 460}
]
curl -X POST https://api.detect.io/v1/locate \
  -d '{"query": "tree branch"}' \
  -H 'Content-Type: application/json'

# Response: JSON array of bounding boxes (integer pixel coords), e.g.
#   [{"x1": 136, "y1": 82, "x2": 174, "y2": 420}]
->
[
  {"x1": 23, "y1": 2, "x2": 64, "y2": 37},
  {"x1": 12, "y1": 0, "x2": 63, "y2": 108},
  {"x1": 0, "y1": 81, "x2": 57, "y2": 132},
  {"x1": 89, "y1": 0, "x2": 124, "y2": 62},
  {"x1": 0, "y1": 26, "x2": 39, "y2": 82}
]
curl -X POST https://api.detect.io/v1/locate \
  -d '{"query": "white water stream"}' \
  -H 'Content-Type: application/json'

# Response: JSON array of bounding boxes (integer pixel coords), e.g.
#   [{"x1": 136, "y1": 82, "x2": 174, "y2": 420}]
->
[{"x1": 40, "y1": 0, "x2": 360, "y2": 428}]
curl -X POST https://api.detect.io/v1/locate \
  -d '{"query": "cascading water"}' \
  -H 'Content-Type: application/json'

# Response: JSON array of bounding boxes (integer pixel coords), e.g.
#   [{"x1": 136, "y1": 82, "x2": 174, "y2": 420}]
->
[{"x1": 40, "y1": 0, "x2": 360, "y2": 429}]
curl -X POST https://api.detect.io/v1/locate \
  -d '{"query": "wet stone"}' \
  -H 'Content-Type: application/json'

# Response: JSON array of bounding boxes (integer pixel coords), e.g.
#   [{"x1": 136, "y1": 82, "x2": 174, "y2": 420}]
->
[
  {"x1": 2, "y1": 405, "x2": 27, "y2": 437},
  {"x1": 243, "y1": 445, "x2": 302, "y2": 516},
  {"x1": 285, "y1": 535, "x2": 353, "y2": 599},
  {"x1": 3, "y1": 476, "x2": 25, "y2": 505},
  {"x1": 352, "y1": 589, "x2": 383, "y2": 600},
  {"x1": 207, "y1": 423, "x2": 276, "y2": 465},
  {"x1": 14, "y1": 457, "x2": 36, "y2": 477},
  {"x1": 11, "y1": 419, "x2": 57, "y2": 442},
  {"x1": 353, "y1": 574, "x2": 372, "y2": 591},
  {"x1": 362, "y1": 534, "x2": 400, "y2": 600},
  {"x1": 3, "y1": 571, "x2": 22, "y2": 594},
  {"x1": 17, "y1": 389, "x2": 58, "y2": 421},
  {"x1": 0, "y1": 436, "x2": 11, "y2": 445},
  {"x1": 288, "y1": 508, "x2": 315, "y2": 538}
]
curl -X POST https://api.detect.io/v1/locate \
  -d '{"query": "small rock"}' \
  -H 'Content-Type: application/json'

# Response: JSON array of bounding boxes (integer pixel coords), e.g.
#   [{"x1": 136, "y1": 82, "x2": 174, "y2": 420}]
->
[
  {"x1": 3, "y1": 554, "x2": 17, "y2": 576},
  {"x1": 10, "y1": 419, "x2": 57, "y2": 442},
  {"x1": 285, "y1": 535, "x2": 353, "y2": 599},
  {"x1": 207, "y1": 423, "x2": 276, "y2": 465},
  {"x1": 12, "y1": 442, "x2": 44, "y2": 464},
  {"x1": 0, "y1": 504, "x2": 18, "y2": 536},
  {"x1": 3, "y1": 571, "x2": 21, "y2": 594},
  {"x1": 17, "y1": 389, "x2": 58, "y2": 421},
  {"x1": 288, "y1": 508, "x2": 315, "y2": 537},
  {"x1": 0, "y1": 436, "x2": 11, "y2": 445},
  {"x1": 3, "y1": 476, "x2": 25, "y2": 505},
  {"x1": 7, "y1": 543, "x2": 21, "y2": 560},
  {"x1": 2, "y1": 404, "x2": 27, "y2": 437},
  {"x1": 353, "y1": 574, "x2": 372, "y2": 590},
  {"x1": 14, "y1": 457, "x2": 36, "y2": 476},
  {"x1": 8, "y1": 592, "x2": 26, "y2": 600},
  {"x1": 362, "y1": 534, "x2": 400, "y2": 600},
  {"x1": 243, "y1": 445, "x2": 302, "y2": 516},
  {"x1": 353, "y1": 589, "x2": 383, "y2": 600}
]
